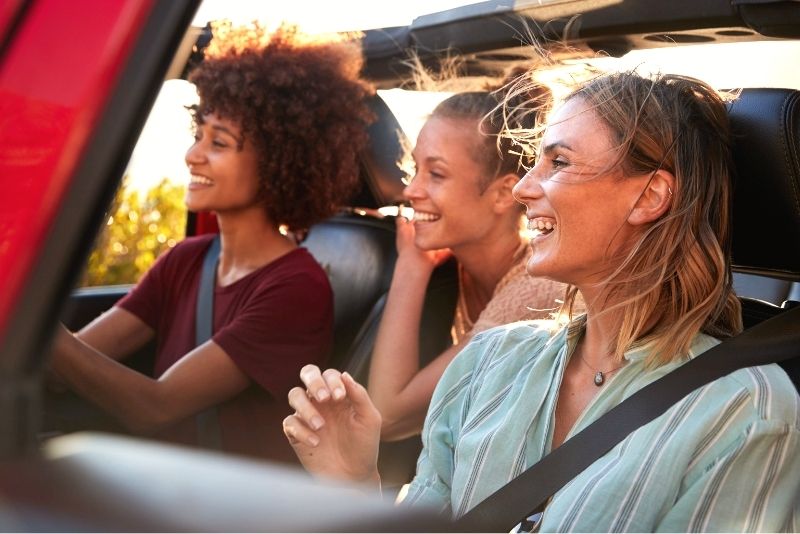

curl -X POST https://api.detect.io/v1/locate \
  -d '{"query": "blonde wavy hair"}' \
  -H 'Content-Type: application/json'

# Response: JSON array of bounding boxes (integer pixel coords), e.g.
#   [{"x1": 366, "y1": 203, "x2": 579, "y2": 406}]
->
[{"x1": 553, "y1": 72, "x2": 743, "y2": 366}]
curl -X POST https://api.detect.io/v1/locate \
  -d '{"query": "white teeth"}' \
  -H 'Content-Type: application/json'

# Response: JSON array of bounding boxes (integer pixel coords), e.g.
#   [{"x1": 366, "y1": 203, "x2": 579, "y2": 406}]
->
[
  {"x1": 413, "y1": 211, "x2": 440, "y2": 222},
  {"x1": 376, "y1": 206, "x2": 415, "y2": 220},
  {"x1": 190, "y1": 174, "x2": 212, "y2": 185},
  {"x1": 527, "y1": 217, "x2": 556, "y2": 236}
]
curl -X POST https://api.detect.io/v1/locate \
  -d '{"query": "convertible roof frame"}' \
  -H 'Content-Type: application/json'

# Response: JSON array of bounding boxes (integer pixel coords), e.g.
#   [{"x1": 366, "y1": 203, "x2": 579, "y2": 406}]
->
[{"x1": 361, "y1": 0, "x2": 800, "y2": 86}]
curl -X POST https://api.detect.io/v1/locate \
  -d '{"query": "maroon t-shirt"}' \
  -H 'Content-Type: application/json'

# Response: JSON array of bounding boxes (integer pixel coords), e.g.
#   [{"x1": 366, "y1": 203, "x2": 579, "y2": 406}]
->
[{"x1": 117, "y1": 234, "x2": 333, "y2": 463}]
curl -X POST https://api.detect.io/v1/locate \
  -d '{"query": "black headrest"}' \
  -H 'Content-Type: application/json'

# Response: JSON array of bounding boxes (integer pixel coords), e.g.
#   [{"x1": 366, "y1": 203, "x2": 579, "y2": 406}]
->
[
  {"x1": 728, "y1": 88, "x2": 800, "y2": 280},
  {"x1": 358, "y1": 96, "x2": 408, "y2": 207}
]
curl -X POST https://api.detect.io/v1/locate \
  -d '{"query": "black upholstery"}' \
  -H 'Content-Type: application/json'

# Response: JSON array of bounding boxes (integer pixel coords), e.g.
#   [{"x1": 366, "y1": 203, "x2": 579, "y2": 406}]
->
[
  {"x1": 299, "y1": 96, "x2": 409, "y2": 370},
  {"x1": 727, "y1": 88, "x2": 800, "y2": 391},
  {"x1": 727, "y1": 88, "x2": 800, "y2": 280},
  {"x1": 353, "y1": 96, "x2": 408, "y2": 208},
  {"x1": 301, "y1": 214, "x2": 398, "y2": 369}
]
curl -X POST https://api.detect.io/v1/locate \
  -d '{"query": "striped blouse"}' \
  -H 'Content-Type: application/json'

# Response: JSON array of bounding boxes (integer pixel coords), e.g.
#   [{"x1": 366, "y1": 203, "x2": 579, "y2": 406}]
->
[{"x1": 402, "y1": 317, "x2": 800, "y2": 532}]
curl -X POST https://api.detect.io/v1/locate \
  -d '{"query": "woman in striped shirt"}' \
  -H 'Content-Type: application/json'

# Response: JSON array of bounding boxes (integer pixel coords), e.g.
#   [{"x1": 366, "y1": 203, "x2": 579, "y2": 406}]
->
[{"x1": 283, "y1": 71, "x2": 800, "y2": 532}]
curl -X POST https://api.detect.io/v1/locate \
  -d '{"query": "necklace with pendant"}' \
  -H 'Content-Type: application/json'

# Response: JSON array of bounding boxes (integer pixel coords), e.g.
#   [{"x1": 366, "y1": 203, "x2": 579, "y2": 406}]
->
[{"x1": 578, "y1": 353, "x2": 626, "y2": 386}]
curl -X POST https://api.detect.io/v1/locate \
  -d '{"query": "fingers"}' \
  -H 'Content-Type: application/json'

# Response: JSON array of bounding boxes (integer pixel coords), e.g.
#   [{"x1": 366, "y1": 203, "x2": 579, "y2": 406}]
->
[
  {"x1": 290, "y1": 367, "x2": 348, "y2": 435},
  {"x1": 300, "y1": 365, "x2": 347, "y2": 402},
  {"x1": 322, "y1": 368, "x2": 346, "y2": 401},
  {"x1": 342, "y1": 372, "x2": 382, "y2": 425},
  {"x1": 395, "y1": 214, "x2": 415, "y2": 237},
  {"x1": 299, "y1": 364, "x2": 331, "y2": 402},
  {"x1": 283, "y1": 413, "x2": 320, "y2": 447},
  {"x1": 299, "y1": 364, "x2": 327, "y2": 401},
  {"x1": 287, "y1": 386, "x2": 325, "y2": 432}
]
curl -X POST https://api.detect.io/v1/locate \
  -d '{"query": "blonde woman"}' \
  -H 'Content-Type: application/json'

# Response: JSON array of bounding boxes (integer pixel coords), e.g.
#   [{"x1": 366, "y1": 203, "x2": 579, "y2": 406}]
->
[
  {"x1": 364, "y1": 85, "x2": 566, "y2": 441},
  {"x1": 283, "y1": 71, "x2": 799, "y2": 530}
]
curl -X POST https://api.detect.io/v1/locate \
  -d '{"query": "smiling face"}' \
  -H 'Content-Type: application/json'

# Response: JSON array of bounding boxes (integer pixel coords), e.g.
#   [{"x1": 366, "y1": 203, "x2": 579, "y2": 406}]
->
[
  {"x1": 512, "y1": 97, "x2": 654, "y2": 288},
  {"x1": 184, "y1": 113, "x2": 262, "y2": 217},
  {"x1": 403, "y1": 116, "x2": 502, "y2": 253}
]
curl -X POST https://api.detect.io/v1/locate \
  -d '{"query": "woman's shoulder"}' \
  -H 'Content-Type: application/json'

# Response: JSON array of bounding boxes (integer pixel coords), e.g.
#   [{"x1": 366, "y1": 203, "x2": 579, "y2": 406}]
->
[
  {"x1": 236, "y1": 247, "x2": 332, "y2": 301},
  {"x1": 456, "y1": 319, "x2": 568, "y2": 373},
  {"x1": 266, "y1": 247, "x2": 330, "y2": 284},
  {"x1": 681, "y1": 337, "x2": 799, "y2": 430},
  {"x1": 722, "y1": 363, "x2": 800, "y2": 426},
  {"x1": 665, "y1": 334, "x2": 799, "y2": 428},
  {"x1": 472, "y1": 318, "x2": 559, "y2": 346}
]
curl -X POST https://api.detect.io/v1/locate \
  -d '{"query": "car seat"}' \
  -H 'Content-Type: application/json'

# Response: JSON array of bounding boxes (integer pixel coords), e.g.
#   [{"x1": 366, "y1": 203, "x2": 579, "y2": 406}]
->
[
  {"x1": 301, "y1": 95, "x2": 458, "y2": 379},
  {"x1": 727, "y1": 87, "x2": 800, "y2": 389}
]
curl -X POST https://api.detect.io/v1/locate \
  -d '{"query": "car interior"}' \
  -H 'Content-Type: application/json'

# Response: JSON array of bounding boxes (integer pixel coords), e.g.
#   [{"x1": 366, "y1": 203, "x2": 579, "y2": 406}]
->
[
  {"x1": 726, "y1": 87, "x2": 800, "y2": 387},
  {"x1": 3, "y1": 0, "x2": 798, "y2": 530}
]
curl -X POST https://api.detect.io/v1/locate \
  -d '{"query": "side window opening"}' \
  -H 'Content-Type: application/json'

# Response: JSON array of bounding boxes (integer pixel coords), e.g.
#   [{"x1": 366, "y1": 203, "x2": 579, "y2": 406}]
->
[{"x1": 79, "y1": 79, "x2": 197, "y2": 287}]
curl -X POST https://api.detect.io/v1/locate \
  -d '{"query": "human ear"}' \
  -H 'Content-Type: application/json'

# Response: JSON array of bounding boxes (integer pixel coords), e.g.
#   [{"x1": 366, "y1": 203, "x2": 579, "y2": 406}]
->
[
  {"x1": 491, "y1": 173, "x2": 523, "y2": 214},
  {"x1": 627, "y1": 169, "x2": 675, "y2": 226}
]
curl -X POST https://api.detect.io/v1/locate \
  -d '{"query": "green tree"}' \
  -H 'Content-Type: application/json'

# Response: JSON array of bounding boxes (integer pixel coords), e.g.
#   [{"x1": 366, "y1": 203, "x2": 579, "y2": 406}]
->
[{"x1": 81, "y1": 176, "x2": 187, "y2": 286}]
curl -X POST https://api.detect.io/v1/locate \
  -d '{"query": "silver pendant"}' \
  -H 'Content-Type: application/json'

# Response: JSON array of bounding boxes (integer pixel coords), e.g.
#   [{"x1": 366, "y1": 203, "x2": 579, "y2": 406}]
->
[{"x1": 594, "y1": 371, "x2": 605, "y2": 386}]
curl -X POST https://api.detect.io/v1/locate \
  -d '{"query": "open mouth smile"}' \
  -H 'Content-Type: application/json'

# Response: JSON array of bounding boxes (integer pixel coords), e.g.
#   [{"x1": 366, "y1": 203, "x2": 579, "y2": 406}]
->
[
  {"x1": 527, "y1": 217, "x2": 557, "y2": 238},
  {"x1": 189, "y1": 174, "x2": 213, "y2": 188},
  {"x1": 413, "y1": 210, "x2": 440, "y2": 223}
]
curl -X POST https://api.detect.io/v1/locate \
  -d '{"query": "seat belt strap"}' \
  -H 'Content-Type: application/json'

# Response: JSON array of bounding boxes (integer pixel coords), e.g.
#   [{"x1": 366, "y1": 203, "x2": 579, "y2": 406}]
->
[
  {"x1": 195, "y1": 235, "x2": 223, "y2": 450},
  {"x1": 456, "y1": 305, "x2": 800, "y2": 532}
]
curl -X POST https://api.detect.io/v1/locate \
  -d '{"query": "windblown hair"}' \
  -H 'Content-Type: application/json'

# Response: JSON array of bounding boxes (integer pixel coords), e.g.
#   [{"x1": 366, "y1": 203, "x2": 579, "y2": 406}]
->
[
  {"x1": 188, "y1": 21, "x2": 375, "y2": 231},
  {"x1": 430, "y1": 68, "x2": 551, "y2": 192},
  {"x1": 557, "y1": 71, "x2": 743, "y2": 366}
]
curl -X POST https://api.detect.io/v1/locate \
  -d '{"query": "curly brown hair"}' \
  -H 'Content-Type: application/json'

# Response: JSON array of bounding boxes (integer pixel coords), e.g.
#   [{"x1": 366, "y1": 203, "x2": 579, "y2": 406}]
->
[{"x1": 188, "y1": 22, "x2": 375, "y2": 230}]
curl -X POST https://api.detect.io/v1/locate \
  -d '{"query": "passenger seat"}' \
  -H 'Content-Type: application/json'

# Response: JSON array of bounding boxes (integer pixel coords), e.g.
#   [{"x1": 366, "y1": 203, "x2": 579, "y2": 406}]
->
[{"x1": 727, "y1": 87, "x2": 800, "y2": 390}]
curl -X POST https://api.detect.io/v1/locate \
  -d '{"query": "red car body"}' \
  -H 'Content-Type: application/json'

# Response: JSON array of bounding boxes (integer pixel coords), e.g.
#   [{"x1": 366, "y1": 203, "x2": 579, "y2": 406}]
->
[{"x1": 0, "y1": 0, "x2": 154, "y2": 333}]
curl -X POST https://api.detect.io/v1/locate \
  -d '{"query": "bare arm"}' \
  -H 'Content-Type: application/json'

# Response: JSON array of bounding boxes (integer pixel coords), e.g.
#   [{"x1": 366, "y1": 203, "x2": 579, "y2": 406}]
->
[
  {"x1": 368, "y1": 218, "x2": 458, "y2": 441},
  {"x1": 75, "y1": 306, "x2": 155, "y2": 361},
  {"x1": 50, "y1": 324, "x2": 250, "y2": 434}
]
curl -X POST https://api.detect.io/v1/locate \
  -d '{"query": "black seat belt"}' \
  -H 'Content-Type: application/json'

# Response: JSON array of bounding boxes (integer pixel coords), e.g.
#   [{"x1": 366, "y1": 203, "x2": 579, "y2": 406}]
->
[
  {"x1": 195, "y1": 235, "x2": 222, "y2": 450},
  {"x1": 455, "y1": 305, "x2": 800, "y2": 532}
]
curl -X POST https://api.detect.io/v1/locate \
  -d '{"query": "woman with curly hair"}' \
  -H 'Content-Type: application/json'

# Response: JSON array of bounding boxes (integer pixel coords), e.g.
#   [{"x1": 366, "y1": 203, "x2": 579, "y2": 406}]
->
[
  {"x1": 284, "y1": 70, "x2": 799, "y2": 530},
  {"x1": 48, "y1": 22, "x2": 375, "y2": 463}
]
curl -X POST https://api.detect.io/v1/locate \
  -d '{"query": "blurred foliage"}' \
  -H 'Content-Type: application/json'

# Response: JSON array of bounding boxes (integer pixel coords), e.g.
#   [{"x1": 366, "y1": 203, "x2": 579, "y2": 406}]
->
[{"x1": 80, "y1": 176, "x2": 186, "y2": 287}]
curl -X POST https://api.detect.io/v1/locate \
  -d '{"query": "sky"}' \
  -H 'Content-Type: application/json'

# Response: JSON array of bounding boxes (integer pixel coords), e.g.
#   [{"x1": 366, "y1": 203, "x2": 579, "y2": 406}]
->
[{"x1": 124, "y1": 0, "x2": 469, "y2": 194}]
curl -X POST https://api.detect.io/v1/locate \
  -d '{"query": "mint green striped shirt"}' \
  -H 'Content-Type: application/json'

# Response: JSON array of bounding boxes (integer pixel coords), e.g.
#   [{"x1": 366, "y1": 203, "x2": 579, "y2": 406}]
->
[{"x1": 403, "y1": 317, "x2": 800, "y2": 531}]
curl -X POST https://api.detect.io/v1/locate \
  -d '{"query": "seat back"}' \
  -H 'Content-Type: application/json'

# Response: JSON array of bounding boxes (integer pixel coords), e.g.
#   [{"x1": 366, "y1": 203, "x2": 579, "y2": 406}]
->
[
  {"x1": 301, "y1": 214, "x2": 397, "y2": 369},
  {"x1": 728, "y1": 88, "x2": 800, "y2": 279},
  {"x1": 727, "y1": 88, "x2": 800, "y2": 390},
  {"x1": 302, "y1": 95, "x2": 459, "y2": 375}
]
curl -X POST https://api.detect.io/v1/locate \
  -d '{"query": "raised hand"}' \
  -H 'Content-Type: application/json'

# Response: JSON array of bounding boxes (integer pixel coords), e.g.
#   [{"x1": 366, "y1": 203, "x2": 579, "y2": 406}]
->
[
  {"x1": 395, "y1": 215, "x2": 452, "y2": 272},
  {"x1": 283, "y1": 366, "x2": 382, "y2": 488}
]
